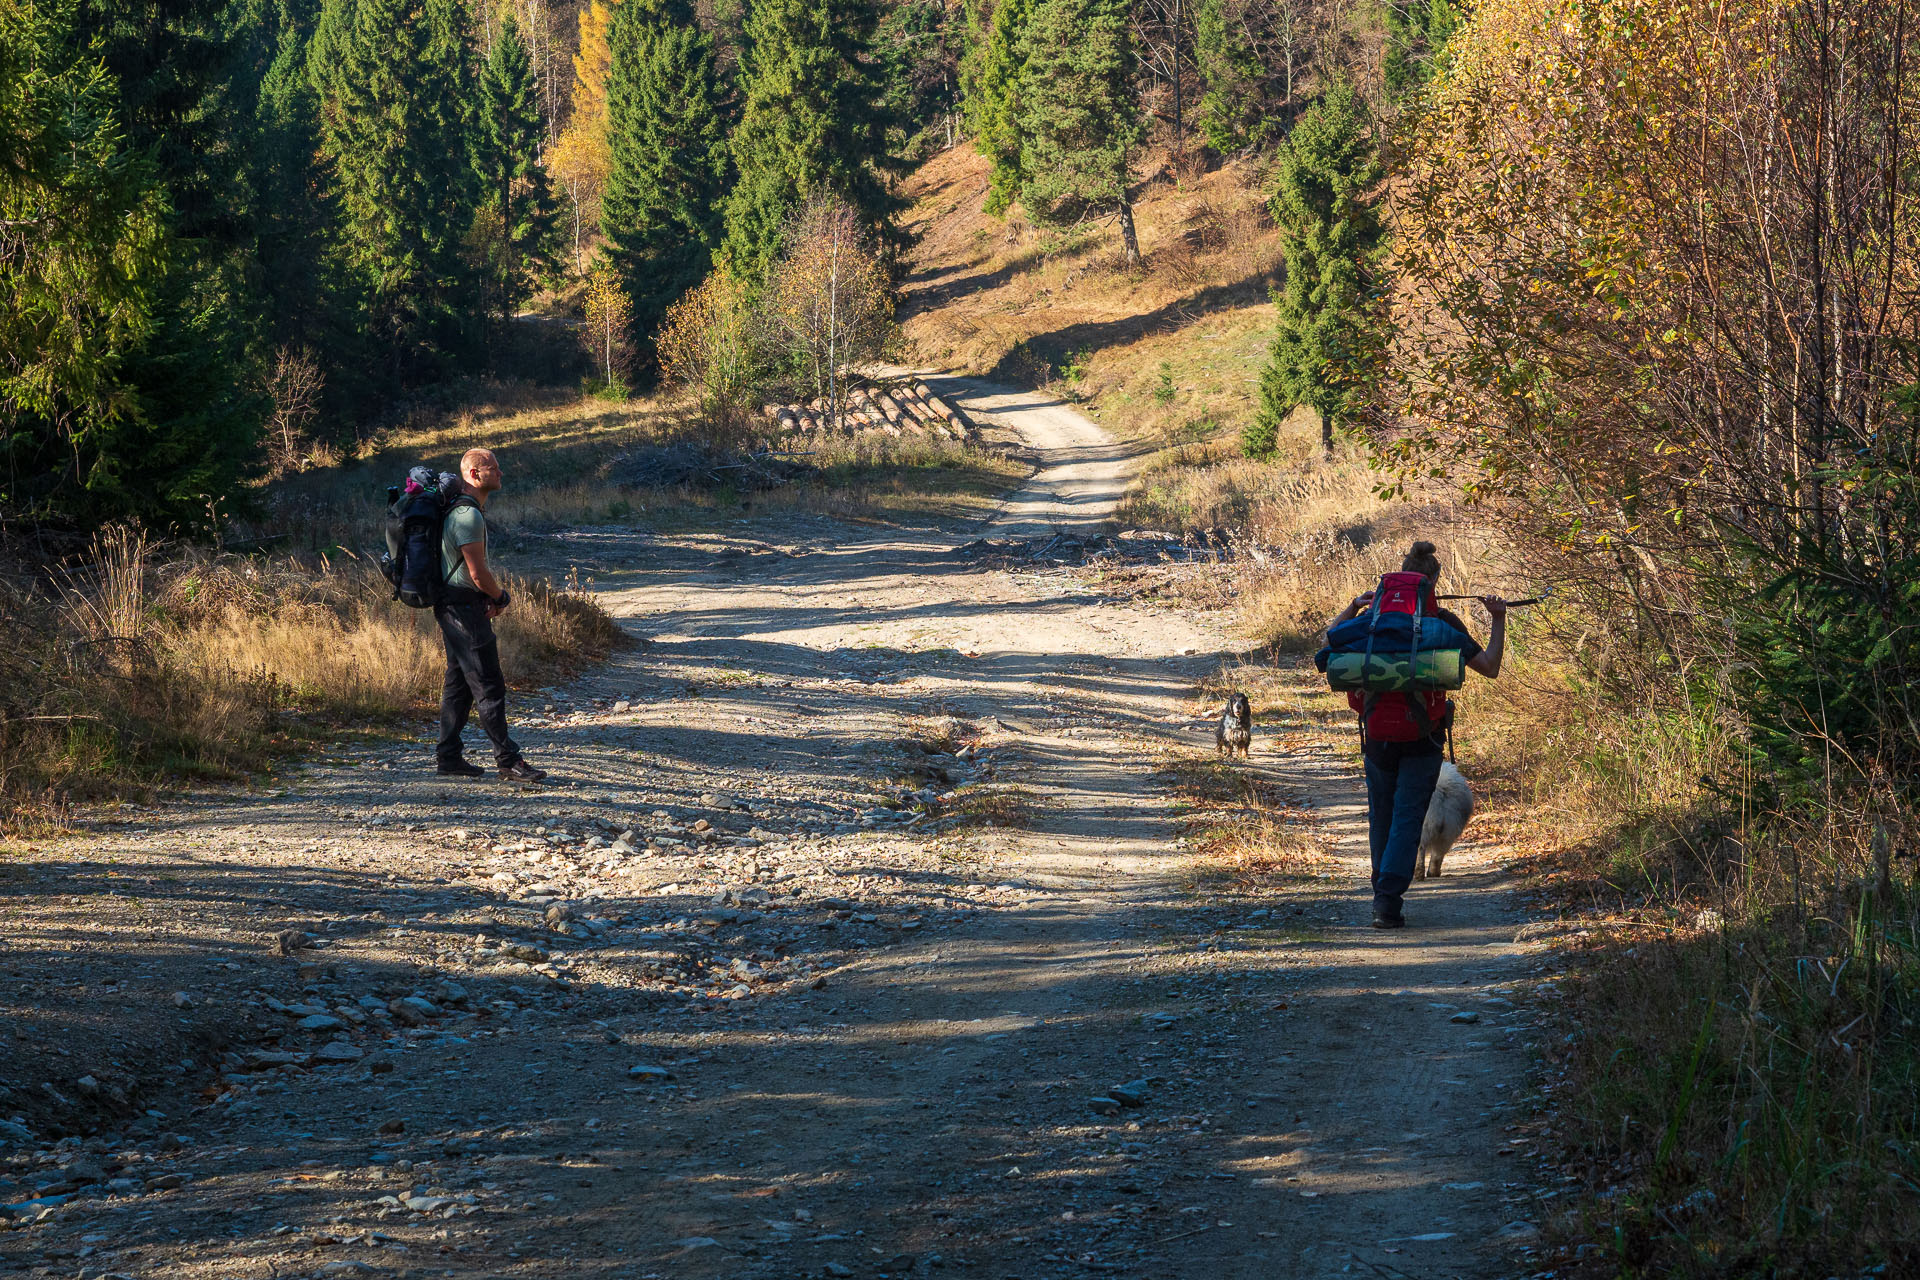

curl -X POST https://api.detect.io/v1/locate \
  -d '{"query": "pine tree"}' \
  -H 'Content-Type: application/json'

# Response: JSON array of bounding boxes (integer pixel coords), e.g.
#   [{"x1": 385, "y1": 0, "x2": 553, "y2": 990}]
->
[
  {"x1": 964, "y1": 0, "x2": 1030, "y2": 215},
  {"x1": 721, "y1": 0, "x2": 905, "y2": 284},
  {"x1": 600, "y1": 0, "x2": 728, "y2": 359},
  {"x1": 876, "y1": 0, "x2": 960, "y2": 159},
  {"x1": 1193, "y1": 0, "x2": 1278, "y2": 153},
  {"x1": 1014, "y1": 0, "x2": 1143, "y2": 260},
  {"x1": 1384, "y1": 0, "x2": 1458, "y2": 96},
  {"x1": 252, "y1": 0, "x2": 339, "y2": 353},
  {"x1": 312, "y1": 0, "x2": 484, "y2": 375},
  {"x1": 478, "y1": 12, "x2": 559, "y2": 320},
  {"x1": 1247, "y1": 81, "x2": 1384, "y2": 459},
  {"x1": 2, "y1": 0, "x2": 263, "y2": 529},
  {"x1": 74, "y1": 0, "x2": 267, "y2": 526}
]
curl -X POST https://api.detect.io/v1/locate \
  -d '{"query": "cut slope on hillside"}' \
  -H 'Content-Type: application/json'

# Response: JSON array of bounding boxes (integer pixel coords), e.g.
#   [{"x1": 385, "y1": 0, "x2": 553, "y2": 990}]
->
[{"x1": 898, "y1": 145, "x2": 1283, "y2": 448}]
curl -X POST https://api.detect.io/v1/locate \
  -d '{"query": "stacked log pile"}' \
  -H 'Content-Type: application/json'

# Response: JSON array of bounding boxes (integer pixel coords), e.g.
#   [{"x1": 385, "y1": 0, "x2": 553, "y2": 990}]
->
[{"x1": 762, "y1": 382, "x2": 974, "y2": 441}]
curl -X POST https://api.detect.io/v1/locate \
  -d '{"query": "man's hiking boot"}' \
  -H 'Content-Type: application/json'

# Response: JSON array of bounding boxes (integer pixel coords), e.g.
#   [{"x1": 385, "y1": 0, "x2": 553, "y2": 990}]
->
[
  {"x1": 498, "y1": 760, "x2": 548, "y2": 784},
  {"x1": 1371, "y1": 910, "x2": 1406, "y2": 930},
  {"x1": 436, "y1": 758, "x2": 486, "y2": 778}
]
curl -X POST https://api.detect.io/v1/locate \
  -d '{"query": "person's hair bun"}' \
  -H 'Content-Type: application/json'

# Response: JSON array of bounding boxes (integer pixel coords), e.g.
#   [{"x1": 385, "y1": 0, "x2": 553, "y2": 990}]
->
[{"x1": 1401, "y1": 539, "x2": 1443, "y2": 578}]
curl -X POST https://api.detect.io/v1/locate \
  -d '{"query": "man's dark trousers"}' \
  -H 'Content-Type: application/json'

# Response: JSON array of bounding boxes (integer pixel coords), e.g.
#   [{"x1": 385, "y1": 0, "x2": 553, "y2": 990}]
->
[{"x1": 434, "y1": 599, "x2": 521, "y2": 768}]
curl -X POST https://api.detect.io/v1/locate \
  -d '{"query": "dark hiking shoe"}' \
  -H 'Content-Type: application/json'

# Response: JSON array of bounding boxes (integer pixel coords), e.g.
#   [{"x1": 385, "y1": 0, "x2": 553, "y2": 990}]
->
[
  {"x1": 498, "y1": 760, "x2": 548, "y2": 784},
  {"x1": 1371, "y1": 910, "x2": 1406, "y2": 930},
  {"x1": 436, "y1": 758, "x2": 486, "y2": 778}
]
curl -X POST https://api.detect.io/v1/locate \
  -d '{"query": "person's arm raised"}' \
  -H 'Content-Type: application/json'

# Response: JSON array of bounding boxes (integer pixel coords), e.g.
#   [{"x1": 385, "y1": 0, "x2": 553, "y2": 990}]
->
[
  {"x1": 1466, "y1": 597, "x2": 1508, "y2": 677},
  {"x1": 1331, "y1": 590, "x2": 1376, "y2": 627}
]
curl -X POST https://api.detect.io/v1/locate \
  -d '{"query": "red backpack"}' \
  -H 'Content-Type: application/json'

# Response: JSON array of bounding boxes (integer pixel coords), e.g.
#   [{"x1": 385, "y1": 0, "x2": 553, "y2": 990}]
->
[{"x1": 1343, "y1": 572, "x2": 1452, "y2": 743}]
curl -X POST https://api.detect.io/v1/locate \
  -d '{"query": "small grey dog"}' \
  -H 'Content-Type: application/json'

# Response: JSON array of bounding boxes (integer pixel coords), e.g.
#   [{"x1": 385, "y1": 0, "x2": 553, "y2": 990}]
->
[
  {"x1": 1415, "y1": 761, "x2": 1474, "y2": 878},
  {"x1": 1215, "y1": 692, "x2": 1252, "y2": 758}
]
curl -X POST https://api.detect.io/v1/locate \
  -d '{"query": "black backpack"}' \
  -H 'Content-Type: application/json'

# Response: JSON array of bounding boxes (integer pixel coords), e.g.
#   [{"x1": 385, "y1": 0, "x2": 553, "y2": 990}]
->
[{"x1": 379, "y1": 469, "x2": 476, "y2": 608}]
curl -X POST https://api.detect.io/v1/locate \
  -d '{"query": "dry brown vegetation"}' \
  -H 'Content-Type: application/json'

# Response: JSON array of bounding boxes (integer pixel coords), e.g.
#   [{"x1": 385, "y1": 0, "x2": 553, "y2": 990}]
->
[
  {"x1": 899, "y1": 143, "x2": 1280, "y2": 446},
  {"x1": 249, "y1": 379, "x2": 1026, "y2": 553},
  {"x1": 2, "y1": 524, "x2": 623, "y2": 812}
]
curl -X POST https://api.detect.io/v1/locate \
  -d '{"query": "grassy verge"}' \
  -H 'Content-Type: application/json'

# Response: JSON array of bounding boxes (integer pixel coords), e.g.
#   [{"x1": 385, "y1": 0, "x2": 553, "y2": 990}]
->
[
  {"x1": 1125, "y1": 420, "x2": 1918, "y2": 1270},
  {"x1": 251, "y1": 383, "x2": 1027, "y2": 553},
  {"x1": 898, "y1": 143, "x2": 1280, "y2": 450},
  {"x1": 2, "y1": 525, "x2": 623, "y2": 814},
  {"x1": 1474, "y1": 676, "x2": 1920, "y2": 1276},
  {"x1": 1158, "y1": 664, "x2": 1347, "y2": 892}
]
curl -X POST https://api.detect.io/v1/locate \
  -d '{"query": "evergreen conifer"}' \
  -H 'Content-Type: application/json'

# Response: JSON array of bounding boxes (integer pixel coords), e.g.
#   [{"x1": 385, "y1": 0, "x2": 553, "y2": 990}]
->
[
  {"x1": 2, "y1": 0, "x2": 262, "y2": 528},
  {"x1": 1247, "y1": 81, "x2": 1384, "y2": 459},
  {"x1": 601, "y1": 0, "x2": 728, "y2": 358},
  {"x1": 478, "y1": 12, "x2": 559, "y2": 321},
  {"x1": 1384, "y1": 0, "x2": 1458, "y2": 95},
  {"x1": 721, "y1": 0, "x2": 904, "y2": 283},
  {"x1": 964, "y1": 0, "x2": 1030, "y2": 215},
  {"x1": 252, "y1": 0, "x2": 341, "y2": 355},
  {"x1": 1014, "y1": 0, "x2": 1142, "y2": 259},
  {"x1": 312, "y1": 0, "x2": 483, "y2": 375},
  {"x1": 1193, "y1": 0, "x2": 1278, "y2": 153}
]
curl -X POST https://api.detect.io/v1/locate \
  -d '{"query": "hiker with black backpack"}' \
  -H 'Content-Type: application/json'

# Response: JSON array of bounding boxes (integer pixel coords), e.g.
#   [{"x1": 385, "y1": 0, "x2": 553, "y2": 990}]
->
[
  {"x1": 381, "y1": 449, "x2": 547, "y2": 783},
  {"x1": 1318, "y1": 541, "x2": 1505, "y2": 928}
]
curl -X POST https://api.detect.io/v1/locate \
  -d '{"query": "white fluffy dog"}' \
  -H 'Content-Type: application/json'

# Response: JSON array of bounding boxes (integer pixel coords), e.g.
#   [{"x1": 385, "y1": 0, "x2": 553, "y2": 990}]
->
[{"x1": 1416, "y1": 761, "x2": 1474, "y2": 879}]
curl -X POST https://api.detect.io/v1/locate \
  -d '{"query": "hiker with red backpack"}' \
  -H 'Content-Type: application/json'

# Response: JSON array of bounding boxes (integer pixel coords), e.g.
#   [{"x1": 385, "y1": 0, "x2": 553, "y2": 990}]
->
[
  {"x1": 1318, "y1": 541, "x2": 1505, "y2": 928},
  {"x1": 381, "y1": 449, "x2": 547, "y2": 784}
]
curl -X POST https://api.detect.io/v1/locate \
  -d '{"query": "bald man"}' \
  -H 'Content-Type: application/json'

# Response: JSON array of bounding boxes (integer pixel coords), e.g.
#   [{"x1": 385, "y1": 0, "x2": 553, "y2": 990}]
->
[{"x1": 434, "y1": 448, "x2": 546, "y2": 783}]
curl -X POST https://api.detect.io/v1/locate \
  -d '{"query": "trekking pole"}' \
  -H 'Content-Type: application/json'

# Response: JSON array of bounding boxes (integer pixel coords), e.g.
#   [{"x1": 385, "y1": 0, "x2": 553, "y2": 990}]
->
[{"x1": 1435, "y1": 586, "x2": 1553, "y2": 608}]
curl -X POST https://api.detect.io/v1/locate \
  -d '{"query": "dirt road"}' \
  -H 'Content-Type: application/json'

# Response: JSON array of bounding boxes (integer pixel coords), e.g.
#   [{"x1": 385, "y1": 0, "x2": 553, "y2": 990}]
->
[{"x1": 1, "y1": 382, "x2": 1550, "y2": 1279}]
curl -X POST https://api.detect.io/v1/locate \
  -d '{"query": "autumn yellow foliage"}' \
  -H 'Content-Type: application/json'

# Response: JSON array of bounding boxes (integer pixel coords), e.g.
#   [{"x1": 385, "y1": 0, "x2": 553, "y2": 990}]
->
[
  {"x1": 547, "y1": 0, "x2": 620, "y2": 267},
  {"x1": 1386, "y1": 1, "x2": 1920, "y2": 1271},
  {"x1": 657, "y1": 267, "x2": 760, "y2": 426},
  {"x1": 581, "y1": 260, "x2": 632, "y2": 386}
]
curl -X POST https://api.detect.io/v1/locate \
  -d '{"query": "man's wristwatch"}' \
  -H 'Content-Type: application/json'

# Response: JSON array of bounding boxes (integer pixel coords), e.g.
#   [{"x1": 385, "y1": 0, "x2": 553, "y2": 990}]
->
[{"x1": 491, "y1": 590, "x2": 510, "y2": 610}]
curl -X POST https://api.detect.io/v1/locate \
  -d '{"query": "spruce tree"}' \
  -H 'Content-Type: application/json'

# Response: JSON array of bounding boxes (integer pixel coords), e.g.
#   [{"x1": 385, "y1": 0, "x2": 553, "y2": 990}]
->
[
  {"x1": 1384, "y1": 0, "x2": 1458, "y2": 96},
  {"x1": 3, "y1": 0, "x2": 262, "y2": 529},
  {"x1": 478, "y1": 12, "x2": 559, "y2": 321},
  {"x1": 253, "y1": 0, "x2": 339, "y2": 354},
  {"x1": 74, "y1": 0, "x2": 266, "y2": 526},
  {"x1": 1247, "y1": 81, "x2": 1384, "y2": 459},
  {"x1": 1014, "y1": 0, "x2": 1143, "y2": 259},
  {"x1": 601, "y1": 0, "x2": 728, "y2": 360},
  {"x1": 970, "y1": 0, "x2": 1030, "y2": 214},
  {"x1": 876, "y1": 0, "x2": 960, "y2": 159},
  {"x1": 720, "y1": 0, "x2": 904, "y2": 284},
  {"x1": 1193, "y1": 0, "x2": 1278, "y2": 153},
  {"x1": 312, "y1": 0, "x2": 483, "y2": 376}
]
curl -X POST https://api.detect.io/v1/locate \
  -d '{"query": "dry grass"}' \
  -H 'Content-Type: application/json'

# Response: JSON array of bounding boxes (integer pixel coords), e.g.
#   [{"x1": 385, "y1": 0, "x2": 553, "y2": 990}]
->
[
  {"x1": 241, "y1": 382, "x2": 1026, "y2": 552},
  {"x1": 1157, "y1": 751, "x2": 1335, "y2": 889},
  {"x1": 944, "y1": 783, "x2": 1039, "y2": 830},
  {"x1": 7, "y1": 369, "x2": 1025, "y2": 824},
  {"x1": 899, "y1": 144, "x2": 1281, "y2": 448},
  {"x1": 895, "y1": 133, "x2": 1920, "y2": 1280},
  {"x1": 2, "y1": 526, "x2": 625, "y2": 818},
  {"x1": 1395, "y1": 605, "x2": 1920, "y2": 1274},
  {"x1": 1157, "y1": 662, "x2": 1348, "y2": 890}
]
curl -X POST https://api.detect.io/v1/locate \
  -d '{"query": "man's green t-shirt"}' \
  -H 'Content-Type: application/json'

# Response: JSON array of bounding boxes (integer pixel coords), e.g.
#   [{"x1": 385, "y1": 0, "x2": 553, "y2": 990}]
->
[{"x1": 440, "y1": 501, "x2": 487, "y2": 593}]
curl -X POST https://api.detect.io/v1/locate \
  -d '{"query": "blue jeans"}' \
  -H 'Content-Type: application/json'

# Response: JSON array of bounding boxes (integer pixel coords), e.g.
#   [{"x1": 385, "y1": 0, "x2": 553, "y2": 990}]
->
[{"x1": 1363, "y1": 740, "x2": 1443, "y2": 917}]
